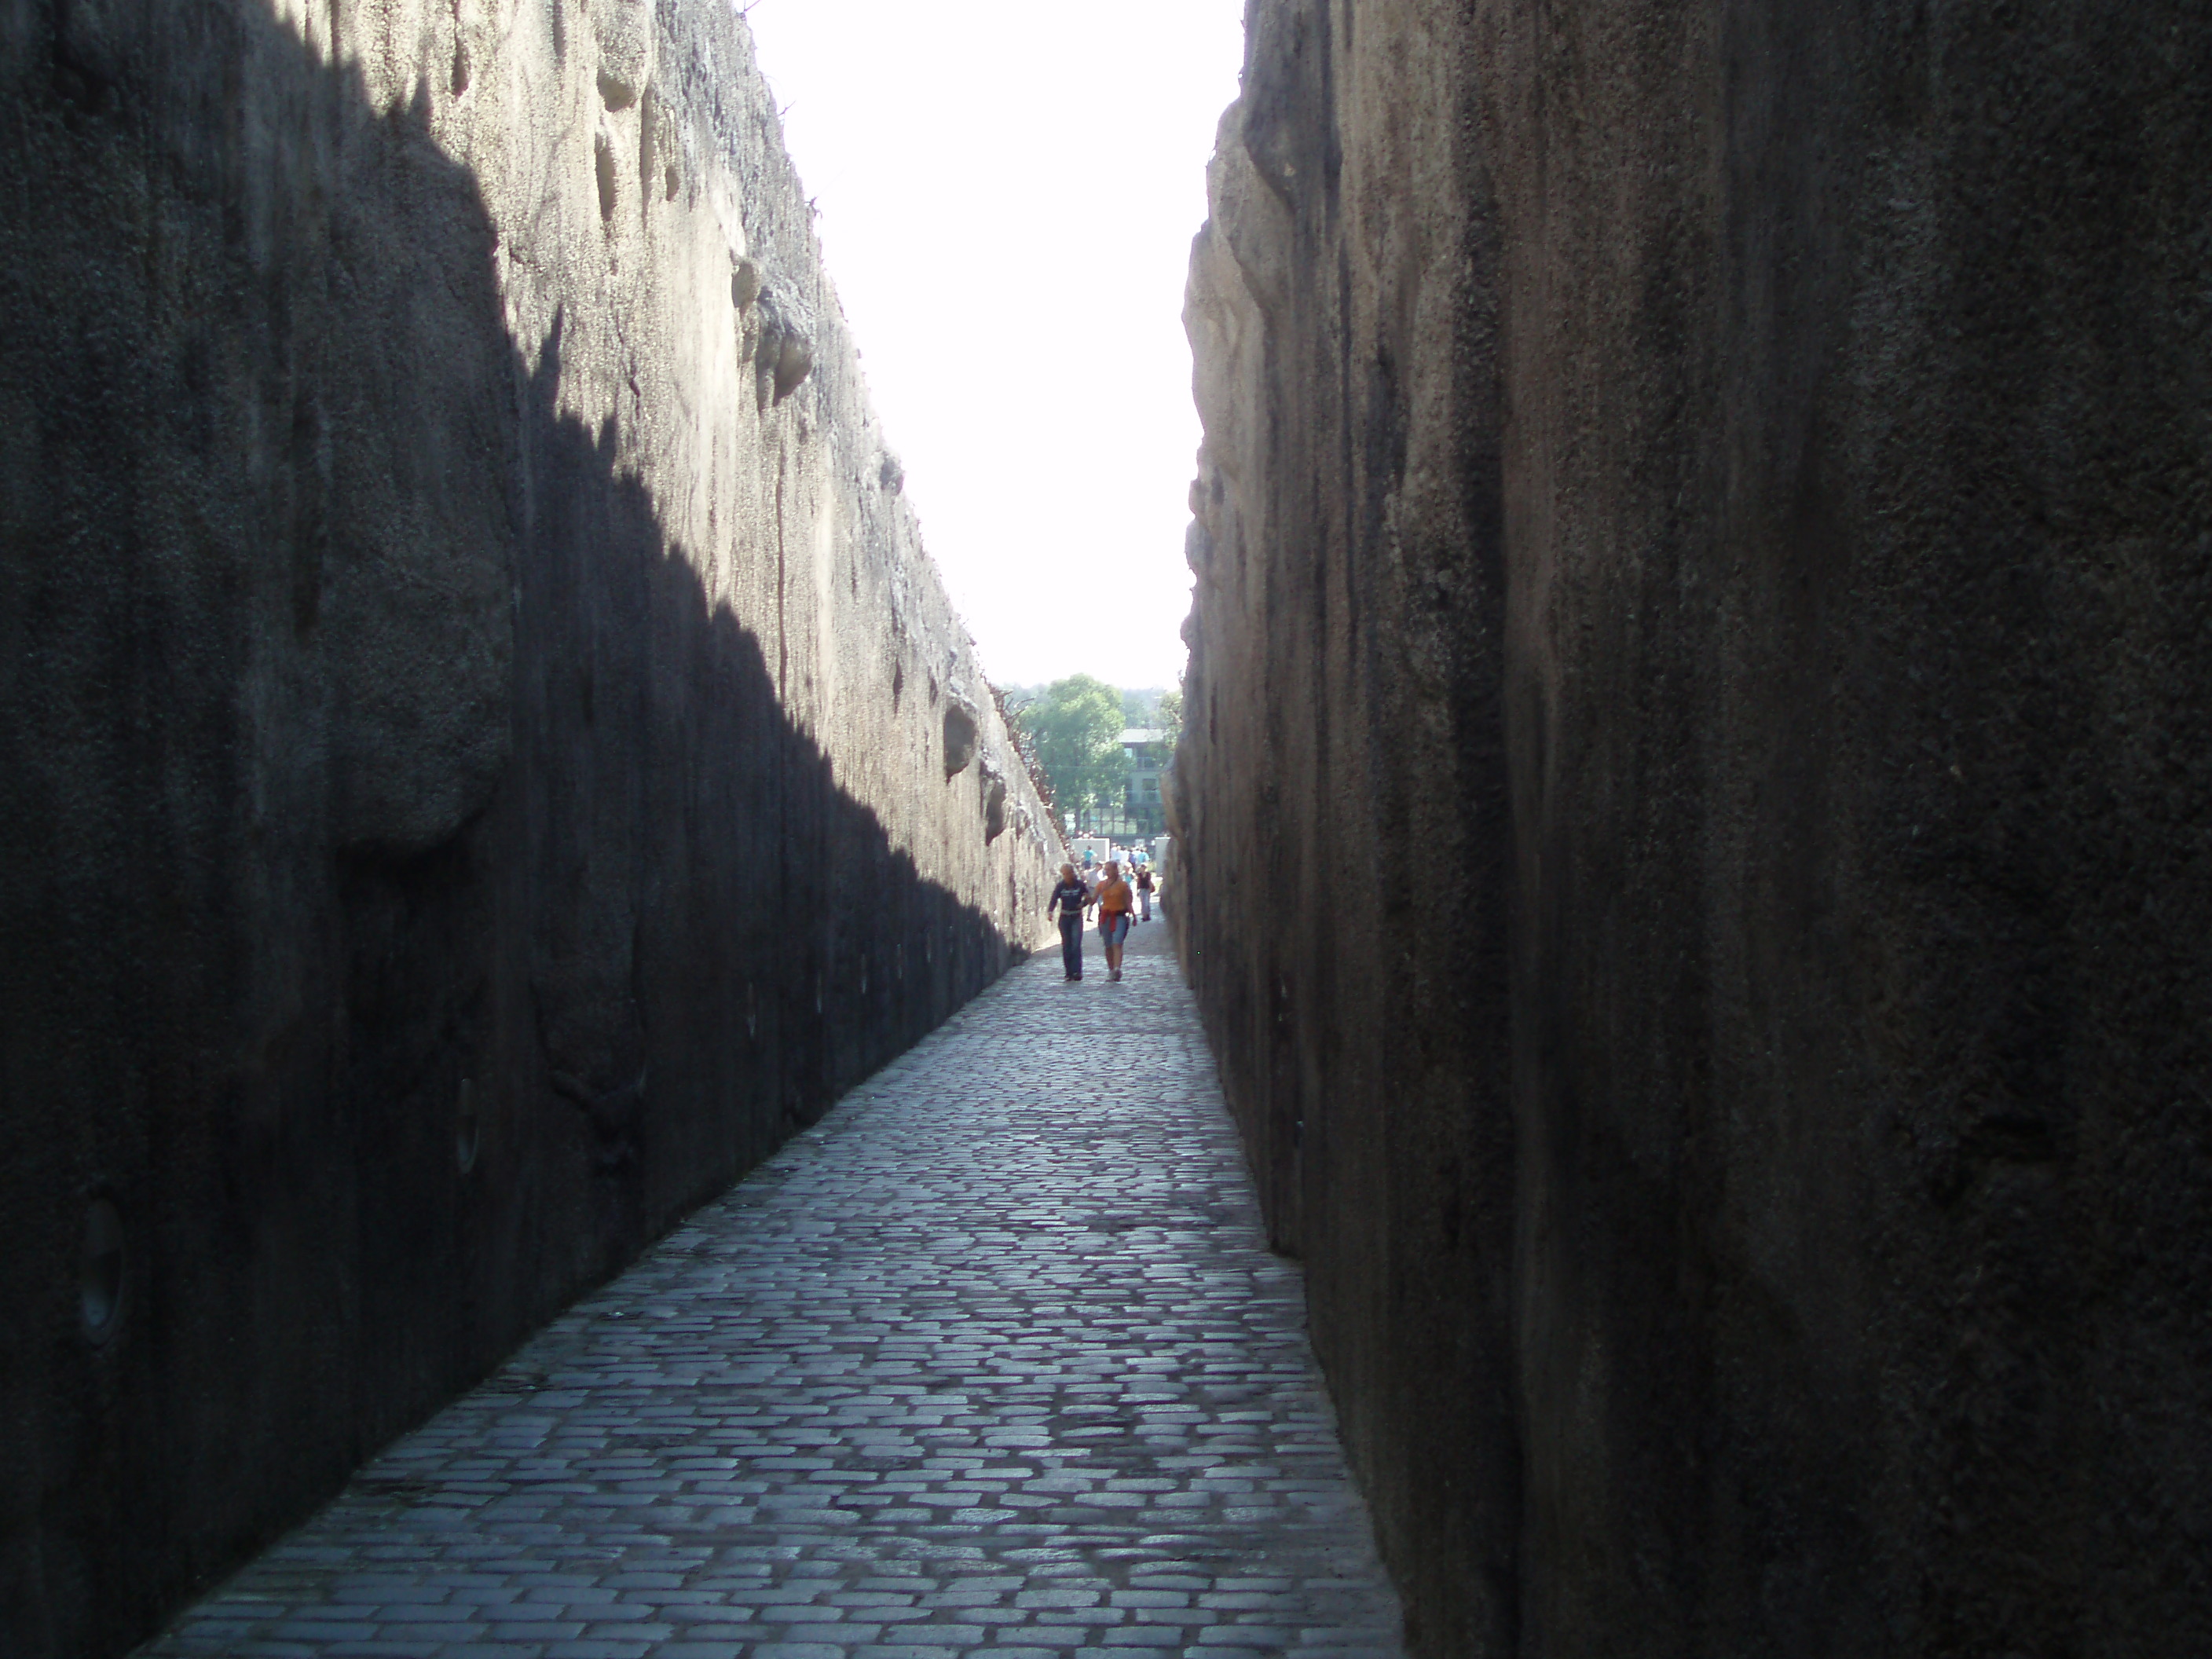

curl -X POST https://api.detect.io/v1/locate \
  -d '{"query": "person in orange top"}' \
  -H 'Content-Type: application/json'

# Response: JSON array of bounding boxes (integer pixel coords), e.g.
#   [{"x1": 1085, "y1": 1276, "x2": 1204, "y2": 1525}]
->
[{"x1": 1095, "y1": 859, "x2": 1135, "y2": 981}]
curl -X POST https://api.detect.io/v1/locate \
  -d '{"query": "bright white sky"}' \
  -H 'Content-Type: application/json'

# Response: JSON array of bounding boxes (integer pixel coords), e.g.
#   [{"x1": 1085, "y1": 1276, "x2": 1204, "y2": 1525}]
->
[{"x1": 739, "y1": 0, "x2": 1247, "y2": 692}]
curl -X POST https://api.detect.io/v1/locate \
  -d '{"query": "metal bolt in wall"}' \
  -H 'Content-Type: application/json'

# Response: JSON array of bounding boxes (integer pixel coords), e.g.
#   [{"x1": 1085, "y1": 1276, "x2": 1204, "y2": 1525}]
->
[
  {"x1": 456, "y1": 1079, "x2": 481, "y2": 1175},
  {"x1": 80, "y1": 1198, "x2": 124, "y2": 1342}
]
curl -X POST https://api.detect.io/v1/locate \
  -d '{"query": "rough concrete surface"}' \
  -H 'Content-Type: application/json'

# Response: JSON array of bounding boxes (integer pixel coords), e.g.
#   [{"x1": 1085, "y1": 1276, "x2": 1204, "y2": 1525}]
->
[
  {"x1": 1175, "y1": 2, "x2": 2212, "y2": 1654},
  {"x1": 0, "y1": 5, "x2": 1057, "y2": 1657}
]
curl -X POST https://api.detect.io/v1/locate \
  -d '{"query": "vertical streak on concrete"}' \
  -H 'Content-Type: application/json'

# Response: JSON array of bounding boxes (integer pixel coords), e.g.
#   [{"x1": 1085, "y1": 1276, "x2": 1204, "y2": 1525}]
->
[
  {"x1": 776, "y1": 443, "x2": 789, "y2": 705},
  {"x1": 1178, "y1": 2, "x2": 1515, "y2": 1651}
]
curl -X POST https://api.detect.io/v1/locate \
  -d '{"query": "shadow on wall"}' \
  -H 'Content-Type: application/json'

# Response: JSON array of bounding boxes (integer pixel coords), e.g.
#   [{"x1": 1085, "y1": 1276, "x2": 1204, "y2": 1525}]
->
[
  {"x1": 0, "y1": 7, "x2": 1024, "y2": 1658},
  {"x1": 1175, "y1": 1, "x2": 2212, "y2": 1655}
]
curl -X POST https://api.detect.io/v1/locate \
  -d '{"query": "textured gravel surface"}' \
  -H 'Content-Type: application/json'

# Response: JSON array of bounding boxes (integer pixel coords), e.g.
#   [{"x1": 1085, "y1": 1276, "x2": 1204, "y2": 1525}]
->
[{"x1": 139, "y1": 918, "x2": 1403, "y2": 1658}]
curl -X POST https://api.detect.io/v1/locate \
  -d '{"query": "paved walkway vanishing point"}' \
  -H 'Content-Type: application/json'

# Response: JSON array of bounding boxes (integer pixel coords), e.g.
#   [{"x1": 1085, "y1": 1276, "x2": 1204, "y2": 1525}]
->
[{"x1": 140, "y1": 919, "x2": 1404, "y2": 1659}]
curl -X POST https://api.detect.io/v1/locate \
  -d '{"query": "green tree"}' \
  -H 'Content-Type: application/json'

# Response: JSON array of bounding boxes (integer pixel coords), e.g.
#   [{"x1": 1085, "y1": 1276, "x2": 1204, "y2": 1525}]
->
[
  {"x1": 1020, "y1": 675, "x2": 1125, "y2": 830},
  {"x1": 1154, "y1": 687, "x2": 1183, "y2": 750}
]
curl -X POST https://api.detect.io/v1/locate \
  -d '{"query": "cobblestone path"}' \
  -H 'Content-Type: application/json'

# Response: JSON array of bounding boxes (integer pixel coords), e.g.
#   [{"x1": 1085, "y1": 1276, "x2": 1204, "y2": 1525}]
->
[{"x1": 141, "y1": 919, "x2": 1403, "y2": 1659}]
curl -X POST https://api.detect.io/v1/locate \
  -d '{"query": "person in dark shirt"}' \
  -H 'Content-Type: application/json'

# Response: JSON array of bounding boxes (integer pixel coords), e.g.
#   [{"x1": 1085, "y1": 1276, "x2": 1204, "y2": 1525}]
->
[
  {"x1": 1049, "y1": 863, "x2": 1091, "y2": 981},
  {"x1": 1135, "y1": 861, "x2": 1155, "y2": 921}
]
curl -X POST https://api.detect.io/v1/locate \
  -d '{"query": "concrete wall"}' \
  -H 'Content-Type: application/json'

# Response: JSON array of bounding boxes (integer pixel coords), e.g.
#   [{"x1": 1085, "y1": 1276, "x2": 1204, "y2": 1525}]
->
[
  {"x1": 0, "y1": 5, "x2": 1059, "y2": 1655},
  {"x1": 1175, "y1": 1, "x2": 2212, "y2": 1653}
]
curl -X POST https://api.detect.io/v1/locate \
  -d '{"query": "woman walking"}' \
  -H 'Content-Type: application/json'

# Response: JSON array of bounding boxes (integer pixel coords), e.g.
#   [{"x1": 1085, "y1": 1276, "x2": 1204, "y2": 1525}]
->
[
  {"x1": 1096, "y1": 860, "x2": 1135, "y2": 981},
  {"x1": 1049, "y1": 863, "x2": 1090, "y2": 981},
  {"x1": 1135, "y1": 861, "x2": 1155, "y2": 922}
]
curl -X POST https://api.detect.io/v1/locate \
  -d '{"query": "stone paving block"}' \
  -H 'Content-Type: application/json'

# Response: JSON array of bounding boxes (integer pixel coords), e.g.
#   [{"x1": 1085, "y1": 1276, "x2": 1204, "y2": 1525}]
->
[
  {"x1": 268, "y1": 1624, "x2": 380, "y2": 1643},
  {"x1": 136, "y1": 926, "x2": 1401, "y2": 1659}
]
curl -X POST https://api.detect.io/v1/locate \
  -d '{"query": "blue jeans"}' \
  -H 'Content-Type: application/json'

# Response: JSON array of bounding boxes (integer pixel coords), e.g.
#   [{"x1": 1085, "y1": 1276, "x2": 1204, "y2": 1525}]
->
[
  {"x1": 1101, "y1": 913, "x2": 1130, "y2": 947},
  {"x1": 1059, "y1": 914, "x2": 1085, "y2": 977}
]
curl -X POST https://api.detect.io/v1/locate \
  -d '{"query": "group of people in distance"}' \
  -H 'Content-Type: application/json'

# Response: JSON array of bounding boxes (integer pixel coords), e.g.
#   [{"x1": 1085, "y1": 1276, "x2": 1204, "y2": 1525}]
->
[{"x1": 1048, "y1": 851, "x2": 1159, "y2": 983}]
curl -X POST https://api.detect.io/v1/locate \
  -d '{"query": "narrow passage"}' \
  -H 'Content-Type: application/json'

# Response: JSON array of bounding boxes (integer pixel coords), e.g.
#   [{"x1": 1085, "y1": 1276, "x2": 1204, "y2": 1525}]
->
[{"x1": 142, "y1": 920, "x2": 1402, "y2": 1659}]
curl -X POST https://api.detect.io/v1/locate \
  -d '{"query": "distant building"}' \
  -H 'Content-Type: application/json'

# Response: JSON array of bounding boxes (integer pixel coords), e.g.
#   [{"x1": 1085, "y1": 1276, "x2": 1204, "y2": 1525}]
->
[{"x1": 1120, "y1": 728, "x2": 1171, "y2": 838}]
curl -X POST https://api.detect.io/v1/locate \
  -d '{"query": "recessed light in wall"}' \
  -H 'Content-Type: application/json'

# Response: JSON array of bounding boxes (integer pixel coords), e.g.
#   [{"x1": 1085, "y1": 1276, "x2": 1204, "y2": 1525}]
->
[
  {"x1": 456, "y1": 1077, "x2": 481, "y2": 1175},
  {"x1": 80, "y1": 1198, "x2": 124, "y2": 1342}
]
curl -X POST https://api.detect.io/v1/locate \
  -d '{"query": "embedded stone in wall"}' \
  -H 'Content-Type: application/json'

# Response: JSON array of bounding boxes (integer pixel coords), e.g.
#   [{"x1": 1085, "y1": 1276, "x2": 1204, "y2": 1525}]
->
[
  {"x1": 943, "y1": 696, "x2": 981, "y2": 779},
  {"x1": 753, "y1": 281, "x2": 815, "y2": 407},
  {"x1": 592, "y1": 0, "x2": 655, "y2": 110},
  {"x1": 980, "y1": 759, "x2": 1009, "y2": 843}
]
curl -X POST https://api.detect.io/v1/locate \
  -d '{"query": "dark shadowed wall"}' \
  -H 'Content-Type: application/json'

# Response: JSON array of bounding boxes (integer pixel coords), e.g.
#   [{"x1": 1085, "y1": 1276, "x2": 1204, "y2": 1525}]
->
[
  {"x1": 0, "y1": 5, "x2": 1059, "y2": 1657},
  {"x1": 1174, "y1": 1, "x2": 2212, "y2": 1653}
]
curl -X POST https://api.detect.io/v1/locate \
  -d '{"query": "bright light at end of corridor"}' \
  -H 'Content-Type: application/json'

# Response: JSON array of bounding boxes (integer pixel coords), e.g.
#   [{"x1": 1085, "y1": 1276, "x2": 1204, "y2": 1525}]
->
[{"x1": 740, "y1": 0, "x2": 1247, "y2": 690}]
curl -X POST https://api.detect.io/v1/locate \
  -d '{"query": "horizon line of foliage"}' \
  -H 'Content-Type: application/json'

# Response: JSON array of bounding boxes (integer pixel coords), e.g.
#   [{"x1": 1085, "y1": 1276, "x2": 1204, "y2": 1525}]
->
[{"x1": 1005, "y1": 676, "x2": 1182, "y2": 833}]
